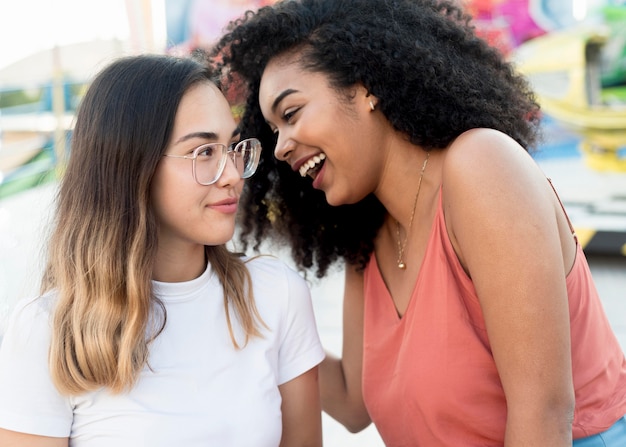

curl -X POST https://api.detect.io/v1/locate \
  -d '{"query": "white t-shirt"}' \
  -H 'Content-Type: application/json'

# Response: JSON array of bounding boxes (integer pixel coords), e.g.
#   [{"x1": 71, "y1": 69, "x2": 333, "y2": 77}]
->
[{"x1": 0, "y1": 256, "x2": 325, "y2": 446}]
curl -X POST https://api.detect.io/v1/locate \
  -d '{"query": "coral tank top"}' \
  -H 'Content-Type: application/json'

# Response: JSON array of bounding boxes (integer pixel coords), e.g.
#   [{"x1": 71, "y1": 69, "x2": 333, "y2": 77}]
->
[{"x1": 362, "y1": 187, "x2": 626, "y2": 446}]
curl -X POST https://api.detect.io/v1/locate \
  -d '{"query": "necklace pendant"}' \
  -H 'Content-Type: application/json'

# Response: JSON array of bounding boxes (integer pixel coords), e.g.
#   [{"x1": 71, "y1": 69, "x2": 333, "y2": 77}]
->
[{"x1": 393, "y1": 152, "x2": 429, "y2": 273}]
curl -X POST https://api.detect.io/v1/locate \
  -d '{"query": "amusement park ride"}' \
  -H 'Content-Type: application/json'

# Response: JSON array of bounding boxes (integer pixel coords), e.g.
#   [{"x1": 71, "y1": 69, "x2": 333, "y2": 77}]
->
[{"x1": 513, "y1": 4, "x2": 626, "y2": 172}]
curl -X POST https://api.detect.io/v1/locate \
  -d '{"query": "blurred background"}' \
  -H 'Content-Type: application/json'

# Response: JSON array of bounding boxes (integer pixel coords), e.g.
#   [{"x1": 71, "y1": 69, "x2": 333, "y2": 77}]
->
[{"x1": 0, "y1": 0, "x2": 625, "y2": 445}]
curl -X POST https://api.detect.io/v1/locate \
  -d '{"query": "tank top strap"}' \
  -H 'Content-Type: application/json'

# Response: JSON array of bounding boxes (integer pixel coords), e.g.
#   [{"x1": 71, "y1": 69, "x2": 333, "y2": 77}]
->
[{"x1": 547, "y1": 178, "x2": 577, "y2": 241}]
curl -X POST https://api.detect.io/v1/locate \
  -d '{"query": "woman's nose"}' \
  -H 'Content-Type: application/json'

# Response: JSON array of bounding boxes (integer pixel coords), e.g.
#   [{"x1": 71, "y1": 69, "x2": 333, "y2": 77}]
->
[
  {"x1": 216, "y1": 155, "x2": 241, "y2": 186},
  {"x1": 273, "y1": 133, "x2": 294, "y2": 162}
]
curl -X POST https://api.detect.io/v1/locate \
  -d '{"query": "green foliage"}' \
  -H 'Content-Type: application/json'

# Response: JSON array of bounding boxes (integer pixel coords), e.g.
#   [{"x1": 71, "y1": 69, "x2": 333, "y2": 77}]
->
[{"x1": 0, "y1": 88, "x2": 43, "y2": 108}]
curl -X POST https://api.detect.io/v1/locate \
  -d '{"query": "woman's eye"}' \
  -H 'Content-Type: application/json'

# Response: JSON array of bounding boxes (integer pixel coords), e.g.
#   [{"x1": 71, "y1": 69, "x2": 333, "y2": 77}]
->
[
  {"x1": 197, "y1": 146, "x2": 215, "y2": 157},
  {"x1": 283, "y1": 107, "x2": 299, "y2": 123}
]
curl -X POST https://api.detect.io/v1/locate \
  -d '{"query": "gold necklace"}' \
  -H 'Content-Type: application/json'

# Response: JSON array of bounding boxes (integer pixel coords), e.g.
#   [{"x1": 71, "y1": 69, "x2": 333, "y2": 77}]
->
[{"x1": 395, "y1": 152, "x2": 430, "y2": 269}]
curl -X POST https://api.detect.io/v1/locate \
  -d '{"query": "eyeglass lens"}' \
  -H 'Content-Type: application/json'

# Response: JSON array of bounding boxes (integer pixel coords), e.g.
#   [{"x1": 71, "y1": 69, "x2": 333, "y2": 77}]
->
[{"x1": 194, "y1": 138, "x2": 261, "y2": 185}]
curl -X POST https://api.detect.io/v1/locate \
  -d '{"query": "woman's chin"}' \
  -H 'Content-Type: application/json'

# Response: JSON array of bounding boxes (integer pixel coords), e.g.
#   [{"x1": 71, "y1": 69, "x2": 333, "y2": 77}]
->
[{"x1": 322, "y1": 189, "x2": 349, "y2": 207}]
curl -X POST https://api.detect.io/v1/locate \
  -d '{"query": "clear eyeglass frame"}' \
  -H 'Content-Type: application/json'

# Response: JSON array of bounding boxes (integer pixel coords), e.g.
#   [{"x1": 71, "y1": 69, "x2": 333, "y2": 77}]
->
[{"x1": 163, "y1": 138, "x2": 261, "y2": 186}]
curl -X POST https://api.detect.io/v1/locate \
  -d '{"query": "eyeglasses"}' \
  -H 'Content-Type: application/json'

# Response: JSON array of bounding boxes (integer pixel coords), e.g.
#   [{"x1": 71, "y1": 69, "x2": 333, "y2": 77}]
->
[{"x1": 163, "y1": 138, "x2": 261, "y2": 185}]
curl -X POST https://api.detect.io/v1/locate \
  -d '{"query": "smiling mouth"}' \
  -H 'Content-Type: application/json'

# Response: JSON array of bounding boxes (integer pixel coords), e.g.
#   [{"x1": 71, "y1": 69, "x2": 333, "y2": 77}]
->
[{"x1": 298, "y1": 153, "x2": 326, "y2": 178}]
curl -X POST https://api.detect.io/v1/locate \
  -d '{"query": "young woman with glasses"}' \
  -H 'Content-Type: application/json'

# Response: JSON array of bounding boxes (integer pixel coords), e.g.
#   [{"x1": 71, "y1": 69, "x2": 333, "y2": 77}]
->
[
  {"x1": 210, "y1": 0, "x2": 626, "y2": 445},
  {"x1": 0, "y1": 54, "x2": 324, "y2": 447}
]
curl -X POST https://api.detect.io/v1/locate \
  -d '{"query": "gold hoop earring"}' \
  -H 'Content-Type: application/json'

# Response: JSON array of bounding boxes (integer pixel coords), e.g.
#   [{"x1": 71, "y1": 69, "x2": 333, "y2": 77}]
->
[{"x1": 369, "y1": 100, "x2": 376, "y2": 111}]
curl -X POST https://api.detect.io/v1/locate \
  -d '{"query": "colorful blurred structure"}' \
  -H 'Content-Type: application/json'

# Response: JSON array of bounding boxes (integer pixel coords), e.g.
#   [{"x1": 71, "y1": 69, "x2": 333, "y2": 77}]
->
[
  {"x1": 513, "y1": 5, "x2": 626, "y2": 172},
  {"x1": 165, "y1": 0, "x2": 275, "y2": 55},
  {"x1": 0, "y1": 0, "x2": 158, "y2": 199},
  {"x1": 467, "y1": 0, "x2": 547, "y2": 54},
  {"x1": 0, "y1": 39, "x2": 130, "y2": 198}
]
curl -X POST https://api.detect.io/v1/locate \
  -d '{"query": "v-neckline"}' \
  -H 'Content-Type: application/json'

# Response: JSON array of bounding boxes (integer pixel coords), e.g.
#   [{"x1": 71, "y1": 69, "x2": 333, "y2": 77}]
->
[{"x1": 371, "y1": 186, "x2": 442, "y2": 322}]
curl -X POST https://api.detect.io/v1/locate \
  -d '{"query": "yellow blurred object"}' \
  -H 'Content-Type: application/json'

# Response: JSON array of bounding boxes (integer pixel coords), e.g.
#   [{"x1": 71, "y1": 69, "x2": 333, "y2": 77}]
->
[{"x1": 513, "y1": 21, "x2": 626, "y2": 172}]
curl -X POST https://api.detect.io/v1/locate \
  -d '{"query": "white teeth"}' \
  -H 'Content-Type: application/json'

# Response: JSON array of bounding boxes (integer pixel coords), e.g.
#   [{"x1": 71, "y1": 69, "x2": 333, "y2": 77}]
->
[{"x1": 299, "y1": 153, "x2": 326, "y2": 177}]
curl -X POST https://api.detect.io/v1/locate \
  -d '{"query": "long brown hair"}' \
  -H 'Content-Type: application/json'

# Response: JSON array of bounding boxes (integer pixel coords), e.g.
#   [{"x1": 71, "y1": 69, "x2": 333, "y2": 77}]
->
[{"x1": 41, "y1": 54, "x2": 264, "y2": 395}]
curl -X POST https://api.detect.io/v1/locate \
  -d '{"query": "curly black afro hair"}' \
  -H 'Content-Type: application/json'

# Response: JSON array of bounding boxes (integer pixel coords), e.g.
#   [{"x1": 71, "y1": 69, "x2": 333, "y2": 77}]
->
[{"x1": 211, "y1": 0, "x2": 542, "y2": 278}]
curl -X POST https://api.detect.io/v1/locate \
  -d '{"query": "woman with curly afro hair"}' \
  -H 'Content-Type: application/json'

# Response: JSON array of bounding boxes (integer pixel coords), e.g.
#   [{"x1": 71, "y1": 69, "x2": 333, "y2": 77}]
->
[{"x1": 211, "y1": 0, "x2": 626, "y2": 445}]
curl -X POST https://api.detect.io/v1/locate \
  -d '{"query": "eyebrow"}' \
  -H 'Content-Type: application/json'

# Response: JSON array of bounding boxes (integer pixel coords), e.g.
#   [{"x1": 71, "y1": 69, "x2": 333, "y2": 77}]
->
[
  {"x1": 174, "y1": 129, "x2": 239, "y2": 145},
  {"x1": 271, "y1": 88, "x2": 298, "y2": 114}
]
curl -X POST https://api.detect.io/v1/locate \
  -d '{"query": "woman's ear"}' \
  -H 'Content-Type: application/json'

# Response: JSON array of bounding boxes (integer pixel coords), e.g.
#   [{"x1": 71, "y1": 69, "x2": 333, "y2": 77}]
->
[{"x1": 358, "y1": 85, "x2": 378, "y2": 112}]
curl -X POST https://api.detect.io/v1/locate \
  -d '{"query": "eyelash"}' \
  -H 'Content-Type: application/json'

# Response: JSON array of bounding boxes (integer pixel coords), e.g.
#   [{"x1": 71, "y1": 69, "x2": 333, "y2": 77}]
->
[
  {"x1": 270, "y1": 107, "x2": 300, "y2": 135},
  {"x1": 282, "y1": 107, "x2": 299, "y2": 123}
]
